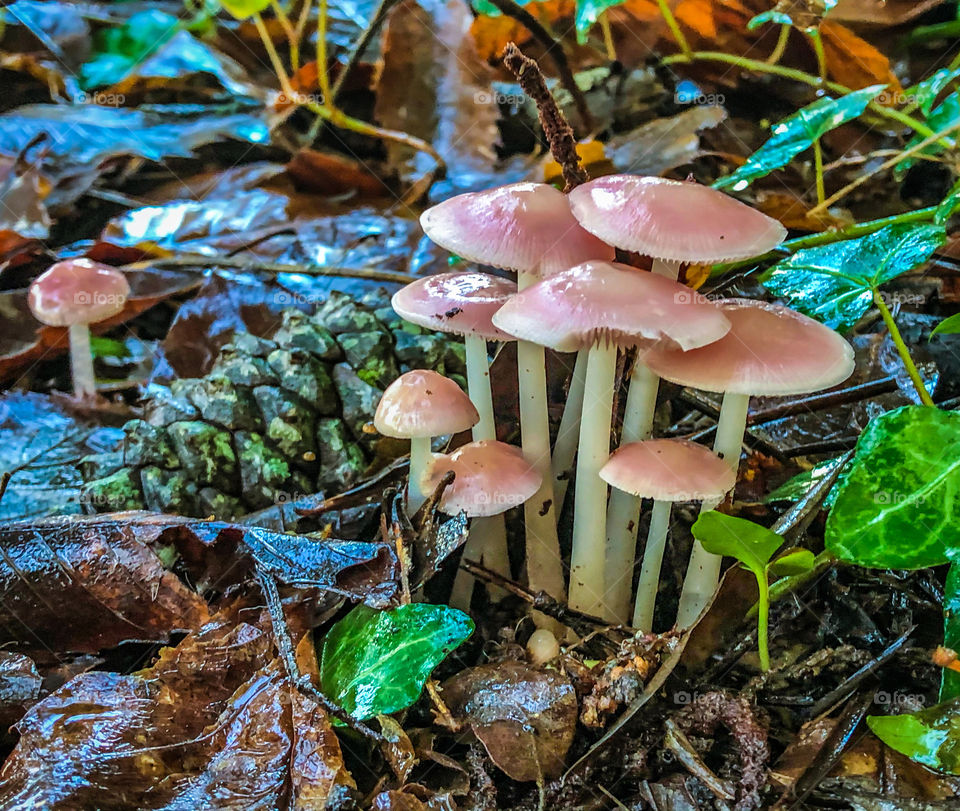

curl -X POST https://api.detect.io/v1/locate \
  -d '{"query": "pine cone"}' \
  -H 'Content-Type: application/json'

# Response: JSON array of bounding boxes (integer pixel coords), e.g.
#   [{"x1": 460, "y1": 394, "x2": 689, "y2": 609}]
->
[{"x1": 80, "y1": 290, "x2": 467, "y2": 519}]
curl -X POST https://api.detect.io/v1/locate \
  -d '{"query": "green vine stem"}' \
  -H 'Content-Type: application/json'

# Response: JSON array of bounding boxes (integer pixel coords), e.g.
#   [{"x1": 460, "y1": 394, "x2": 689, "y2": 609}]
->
[
  {"x1": 808, "y1": 27, "x2": 827, "y2": 82},
  {"x1": 873, "y1": 289, "x2": 936, "y2": 407},
  {"x1": 661, "y1": 51, "x2": 950, "y2": 147},
  {"x1": 655, "y1": 0, "x2": 692, "y2": 59},
  {"x1": 767, "y1": 23, "x2": 790, "y2": 66},
  {"x1": 756, "y1": 572, "x2": 771, "y2": 670},
  {"x1": 812, "y1": 138, "x2": 825, "y2": 206}
]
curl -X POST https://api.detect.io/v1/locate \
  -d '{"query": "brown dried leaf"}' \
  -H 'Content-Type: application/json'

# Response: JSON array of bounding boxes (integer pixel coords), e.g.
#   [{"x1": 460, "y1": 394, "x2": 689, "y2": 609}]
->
[
  {"x1": 820, "y1": 21, "x2": 901, "y2": 92},
  {"x1": 379, "y1": 714, "x2": 419, "y2": 783},
  {"x1": 442, "y1": 662, "x2": 577, "y2": 782},
  {"x1": 0, "y1": 652, "x2": 42, "y2": 735}
]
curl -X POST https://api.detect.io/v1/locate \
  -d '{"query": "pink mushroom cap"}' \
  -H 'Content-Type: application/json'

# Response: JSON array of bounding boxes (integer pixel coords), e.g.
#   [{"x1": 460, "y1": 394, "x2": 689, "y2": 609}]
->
[
  {"x1": 491, "y1": 260, "x2": 731, "y2": 353},
  {"x1": 374, "y1": 369, "x2": 479, "y2": 438},
  {"x1": 420, "y1": 440, "x2": 542, "y2": 517},
  {"x1": 28, "y1": 258, "x2": 130, "y2": 327},
  {"x1": 391, "y1": 272, "x2": 517, "y2": 341},
  {"x1": 419, "y1": 182, "x2": 614, "y2": 277},
  {"x1": 568, "y1": 175, "x2": 787, "y2": 263},
  {"x1": 642, "y1": 298, "x2": 856, "y2": 396},
  {"x1": 600, "y1": 439, "x2": 736, "y2": 502}
]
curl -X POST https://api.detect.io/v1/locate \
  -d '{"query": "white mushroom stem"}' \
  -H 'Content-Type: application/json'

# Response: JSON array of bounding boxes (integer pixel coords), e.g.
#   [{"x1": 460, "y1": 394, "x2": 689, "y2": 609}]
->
[
  {"x1": 569, "y1": 341, "x2": 617, "y2": 617},
  {"x1": 551, "y1": 348, "x2": 587, "y2": 511},
  {"x1": 603, "y1": 256, "x2": 681, "y2": 618},
  {"x1": 603, "y1": 362, "x2": 660, "y2": 622},
  {"x1": 450, "y1": 334, "x2": 509, "y2": 608},
  {"x1": 675, "y1": 391, "x2": 750, "y2": 628},
  {"x1": 408, "y1": 435, "x2": 432, "y2": 513},
  {"x1": 517, "y1": 272, "x2": 565, "y2": 600},
  {"x1": 632, "y1": 499, "x2": 672, "y2": 631},
  {"x1": 68, "y1": 323, "x2": 97, "y2": 399},
  {"x1": 464, "y1": 334, "x2": 496, "y2": 440}
]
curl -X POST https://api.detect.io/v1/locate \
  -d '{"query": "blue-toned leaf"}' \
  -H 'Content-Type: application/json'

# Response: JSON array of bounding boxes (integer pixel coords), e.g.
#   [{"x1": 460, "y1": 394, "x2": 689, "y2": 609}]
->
[
  {"x1": 575, "y1": 0, "x2": 630, "y2": 43},
  {"x1": 747, "y1": 10, "x2": 793, "y2": 30},
  {"x1": 760, "y1": 223, "x2": 945, "y2": 332},
  {"x1": 79, "y1": 10, "x2": 181, "y2": 90},
  {"x1": 713, "y1": 86, "x2": 882, "y2": 191},
  {"x1": 825, "y1": 406, "x2": 960, "y2": 570}
]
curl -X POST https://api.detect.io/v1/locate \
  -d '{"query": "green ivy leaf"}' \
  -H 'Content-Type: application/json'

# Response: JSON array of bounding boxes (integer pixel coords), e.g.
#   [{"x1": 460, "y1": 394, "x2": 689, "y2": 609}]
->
[
  {"x1": 760, "y1": 223, "x2": 946, "y2": 332},
  {"x1": 932, "y1": 313, "x2": 960, "y2": 338},
  {"x1": 692, "y1": 512, "x2": 783, "y2": 579},
  {"x1": 900, "y1": 90, "x2": 960, "y2": 172},
  {"x1": 914, "y1": 68, "x2": 960, "y2": 117},
  {"x1": 574, "y1": 0, "x2": 629, "y2": 43},
  {"x1": 825, "y1": 406, "x2": 960, "y2": 569},
  {"x1": 936, "y1": 178, "x2": 960, "y2": 225},
  {"x1": 218, "y1": 0, "x2": 271, "y2": 20},
  {"x1": 765, "y1": 456, "x2": 846, "y2": 506},
  {"x1": 747, "y1": 10, "x2": 793, "y2": 30},
  {"x1": 868, "y1": 699, "x2": 960, "y2": 774},
  {"x1": 319, "y1": 603, "x2": 474, "y2": 720},
  {"x1": 78, "y1": 10, "x2": 181, "y2": 90},
  {"x1": 713, "y1": 85, "x2": 882, "y2": 191}
]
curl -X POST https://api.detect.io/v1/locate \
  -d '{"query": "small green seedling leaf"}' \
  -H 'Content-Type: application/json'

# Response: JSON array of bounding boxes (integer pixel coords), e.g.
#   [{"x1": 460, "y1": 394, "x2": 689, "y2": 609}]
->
[
  {"x1": 218, "y1": 0, "x2": 271, "y2": 20},
  {"x1": 90, "y1": 336, "x2": 130, "y2": 360},
  {"x1": 79, "y1": 10, "x2": 181, "y2": 90},
  {"x1": 760, "y1": 223, "x2": 946, "y2": 332},
  {"x1": 932, "y1": 313, "x2": 960, "y2": 338},
  {"x1": 747, "y1": 10, "x2": 793, "y2": 30},
  {"x1": 868, "y1": 698, "x2": 960, "y2": 774},
  {"x1": 825, "y1": 406, "x2": 960, "y2": 569},
  {"x1": 693, "y1": 512, "x2": 782, "y2": 578},
  {"x1": 713, "y1": 86, "x2": 882, "y2": 191},
  {"x1": 693, "y1": 512, "x2": 785, "y2": 671},
  {"x1": 936, "y1": 177, "x2": 960, "y2": 225},
  {"x1": 319, "y1": 603, "x2": 473, "y2": 720},
  {"x1": 900, "y1": 90, "x2": 960, "y2": 173},
  {"x1": 768, "y1": 548, "x2": 816, "y2": 578}
]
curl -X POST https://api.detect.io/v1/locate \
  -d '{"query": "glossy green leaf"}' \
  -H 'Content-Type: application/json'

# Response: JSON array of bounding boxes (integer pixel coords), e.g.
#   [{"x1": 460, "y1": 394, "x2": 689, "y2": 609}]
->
[
  {"x1": 319, "y1": 603, "x2": 474, "y2": 720},
  {"x1": 914, "y1": 68, "x2": 960, "y2": 117},
  {"x1": 765, "y1": 457, "x2": 846, "y2": 506},
  {"x1": 218, "y1": 0, "x2": 271, "y2": 20},
  {"x1": 692, "y1": 512, "x2": 783, "y2": 579},
  {"x1": 769, "y1": 548, "x2": 816, "y2": 578},
  {"x1": 932, "y1": 313, "x2": 960, "y2": 338},
  {"x1": 899, "y1": 91, "x2": 960, "y2": 173},
  {"x1": 760, "y1": 223, "x2": 946, "y2": 332},
  {"x1": 825, "y1": 406, "x2": 960, "y2": 569},
  {"x1": 713, "y1": 85, "x2": 882, "y2": 191},
  {"x1": 943, "y1": 557, "x2": 960, "y2": 702},
  {"x1": 747, "y1": 10, "x2": 792, "y2": 29},
  {"x1": 936, "y1": 178, "x2": 960, "y2": 224},
  {"x1": 78, "y1": 10, "x2": 180, "y2": 90},
  {"x1": 868, "y1": 699, "x2": 960, "y2": 774}
]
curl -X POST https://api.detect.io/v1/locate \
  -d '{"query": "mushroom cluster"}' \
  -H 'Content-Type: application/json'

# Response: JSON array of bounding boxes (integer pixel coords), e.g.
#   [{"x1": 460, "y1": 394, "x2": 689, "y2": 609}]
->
[{"x1": 379, "y1": 174, "x2": 855, "y2": 631}]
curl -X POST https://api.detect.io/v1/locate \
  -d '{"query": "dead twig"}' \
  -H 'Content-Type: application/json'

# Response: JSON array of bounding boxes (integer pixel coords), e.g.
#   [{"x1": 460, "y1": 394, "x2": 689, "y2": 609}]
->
[
  {"x1": 502, "y1": 42, "x2": 590, "y2": 191},
  {"x1": 149, "y1": 254, "x2": 416, "y2": 285},
  {"x1": 256, "y1": 566, "x2": 384, "y2": 742}
]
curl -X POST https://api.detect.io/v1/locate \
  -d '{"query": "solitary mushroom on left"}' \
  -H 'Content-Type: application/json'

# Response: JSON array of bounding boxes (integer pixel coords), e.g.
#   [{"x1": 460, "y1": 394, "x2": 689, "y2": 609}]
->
[{"x1": 28, "y1": 258, "x2": 130, "y2": 401}]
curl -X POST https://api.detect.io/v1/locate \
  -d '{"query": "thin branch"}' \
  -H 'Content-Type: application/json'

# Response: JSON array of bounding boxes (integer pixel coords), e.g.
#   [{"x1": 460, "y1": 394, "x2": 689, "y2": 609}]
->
[{"x1": 502, "y1": 42, "x2": 589, "y2": 192}]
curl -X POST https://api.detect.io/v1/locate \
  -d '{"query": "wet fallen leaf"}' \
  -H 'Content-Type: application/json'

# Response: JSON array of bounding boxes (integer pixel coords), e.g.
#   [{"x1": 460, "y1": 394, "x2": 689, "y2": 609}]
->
[
  {"x1": 820, "y1": 21, "x2": 901, "y2": 93},
  {"x1": 0, "y1": 652, "x2": 42, "y2": 736},
  {"x1": 442, "y1": 662, "x2": 577, "y2": 782}
]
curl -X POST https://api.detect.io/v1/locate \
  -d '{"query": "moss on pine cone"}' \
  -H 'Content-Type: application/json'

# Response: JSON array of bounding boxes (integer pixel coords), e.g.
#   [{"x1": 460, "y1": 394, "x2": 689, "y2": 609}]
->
[{"x1": 80, "y1": 289, "x2": 467, "y2": 519}]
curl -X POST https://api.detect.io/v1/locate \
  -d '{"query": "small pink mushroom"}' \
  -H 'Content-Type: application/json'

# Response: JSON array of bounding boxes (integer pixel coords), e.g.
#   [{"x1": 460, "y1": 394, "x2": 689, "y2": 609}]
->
[
  {"x1": 374, "y1": 370, "x2": 479, "y2": 512},
  {"x1": 600, "y1": 440, "x2": 735, "y2": 631},
  {"x1": 28, "y1": 258, "x2": 130, "y2": 399},
  {"x1": 643, "y1": 299, "x2": 855, "y2": 626}
]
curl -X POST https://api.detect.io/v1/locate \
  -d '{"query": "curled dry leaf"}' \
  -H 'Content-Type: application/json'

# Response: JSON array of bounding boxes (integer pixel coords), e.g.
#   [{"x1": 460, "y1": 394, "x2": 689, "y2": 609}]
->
[
  {"x1": 820, "y1": 21, "x2": 901, "y2": 92},
  {"x1": 0, "y1": 610, "x2": 355, "y2": 809},
  {"x1": 442, "y1": 662, "x2": 577, "y2": 782}
]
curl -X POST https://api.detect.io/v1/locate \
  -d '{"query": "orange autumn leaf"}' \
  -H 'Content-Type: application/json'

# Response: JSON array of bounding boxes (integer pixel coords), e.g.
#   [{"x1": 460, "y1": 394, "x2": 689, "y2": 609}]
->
[
  {"x1": 675, "y1": 0, "x2": 717, "y2": 40},
  {"x1": 470, "y1": 0, "x2": 576, "y2": 62},
  {"x1": 820, "y1": 21, "x2": 901, "y2": 93}
]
